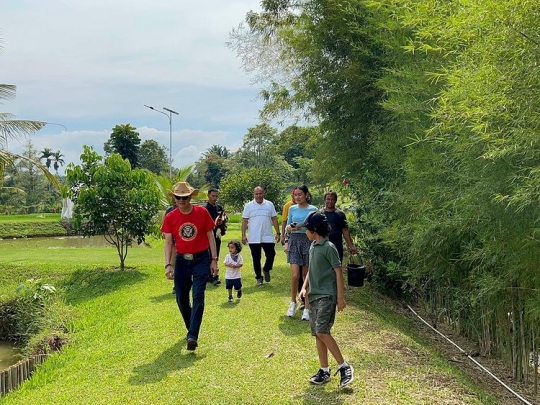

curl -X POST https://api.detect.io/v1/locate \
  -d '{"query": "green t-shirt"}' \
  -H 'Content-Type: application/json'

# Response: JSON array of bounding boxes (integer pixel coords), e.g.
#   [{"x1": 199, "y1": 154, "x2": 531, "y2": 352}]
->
[{"x1": 307, "y1": 237, "x2": 342, "y2": 303}]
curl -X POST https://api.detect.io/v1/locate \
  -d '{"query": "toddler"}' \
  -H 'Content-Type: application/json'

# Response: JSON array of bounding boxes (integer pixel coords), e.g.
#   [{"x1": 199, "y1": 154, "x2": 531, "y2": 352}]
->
[{"x1": 224, "y1": 240, "x2": 243, "y2": 302}]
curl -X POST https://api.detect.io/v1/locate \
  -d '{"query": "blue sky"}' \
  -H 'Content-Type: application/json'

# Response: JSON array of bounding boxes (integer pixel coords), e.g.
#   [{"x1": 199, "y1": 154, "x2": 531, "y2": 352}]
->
[{"x1": 1, "y1": 0, "x2": 263, "y2": 173}]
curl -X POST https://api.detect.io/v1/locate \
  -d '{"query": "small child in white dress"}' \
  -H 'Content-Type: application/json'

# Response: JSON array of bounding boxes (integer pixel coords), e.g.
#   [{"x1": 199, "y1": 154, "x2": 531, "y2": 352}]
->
[{"x1": 224, "y1": 240, "x2": 243, "y2": 302}]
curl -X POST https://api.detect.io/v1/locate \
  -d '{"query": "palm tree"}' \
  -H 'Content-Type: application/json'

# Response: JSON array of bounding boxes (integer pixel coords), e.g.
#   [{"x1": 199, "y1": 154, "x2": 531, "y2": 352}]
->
[
  {"x1": 39, "y1": 147, "x2": 54, "y2": 170},
  {"x1": 202, "y1": 144, "x2": 230, "y2": 159},
  {"x1": 155, "y1": 164, "x2": 196, "y2": 209},
  {"x1": 0, "y1": 86, "x2": 59, "y2": 189},
  {"x1": 52, "y1": 150, "x2": 65, "y2": 174}
]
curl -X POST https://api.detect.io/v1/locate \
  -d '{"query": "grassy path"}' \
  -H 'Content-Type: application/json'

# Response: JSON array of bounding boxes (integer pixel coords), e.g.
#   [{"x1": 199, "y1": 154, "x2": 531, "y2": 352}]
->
[{"x1": 0, "y1": 225, "x2": 498, "y2": 404}]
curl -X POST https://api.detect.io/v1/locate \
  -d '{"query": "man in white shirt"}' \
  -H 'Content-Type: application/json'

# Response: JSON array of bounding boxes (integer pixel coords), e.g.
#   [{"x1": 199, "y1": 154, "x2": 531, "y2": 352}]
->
[{"x1": 241, "y1": 186, "x2": 281, "y2": 286}]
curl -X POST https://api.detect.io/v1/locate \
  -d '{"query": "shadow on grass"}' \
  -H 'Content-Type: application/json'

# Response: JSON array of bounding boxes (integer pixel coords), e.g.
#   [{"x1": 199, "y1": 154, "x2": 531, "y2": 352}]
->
[
  {"x1": 296, "y1": 385, "x2": 352, "y2": 404},
  {"x1": 278, "y1": 315, "x2": 311, "y2": 337},
  {"x1": 344, "y1": 284, "x2": 416, "y2": 334},
  {"x1": 59, "y1": 267, "x2": 148, "y2": 305},
  {"x1": 149, "y1": 291, "x2": 176, "y2": 303},
  {"x1": 219, "y1": 299, "x2": 241, "y2": 309},
  {"x1": 128, "y1": 340, "x2": 204, "y2": 385}
]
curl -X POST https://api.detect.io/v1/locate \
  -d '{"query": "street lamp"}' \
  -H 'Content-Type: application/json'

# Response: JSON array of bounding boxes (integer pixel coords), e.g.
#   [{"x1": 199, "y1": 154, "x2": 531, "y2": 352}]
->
[{"x1": 144, "y1": 104, "x2": 179, "y2": 179}]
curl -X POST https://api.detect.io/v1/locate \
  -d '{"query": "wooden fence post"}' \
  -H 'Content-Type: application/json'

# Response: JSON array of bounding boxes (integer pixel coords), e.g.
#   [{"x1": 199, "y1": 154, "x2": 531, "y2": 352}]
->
[{"x1": 0, "y1": 354, "x2": 49, "y2": 396}]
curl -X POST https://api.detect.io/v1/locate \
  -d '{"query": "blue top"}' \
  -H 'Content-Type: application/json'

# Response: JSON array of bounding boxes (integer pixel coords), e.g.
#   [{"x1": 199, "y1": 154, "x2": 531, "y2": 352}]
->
[{"x1": 287, "y1": 204, "x2": 317, "y2": 233}]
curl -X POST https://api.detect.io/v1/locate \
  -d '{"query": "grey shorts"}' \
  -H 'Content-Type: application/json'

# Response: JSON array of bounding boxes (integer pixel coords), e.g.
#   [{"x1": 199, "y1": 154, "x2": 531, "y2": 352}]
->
[
  {"x1": 286, "y1": 232, "x2": 311, "y2": 266},
  {"x1": 309, "y1": 296, "x2": 336, "y2": 336}
]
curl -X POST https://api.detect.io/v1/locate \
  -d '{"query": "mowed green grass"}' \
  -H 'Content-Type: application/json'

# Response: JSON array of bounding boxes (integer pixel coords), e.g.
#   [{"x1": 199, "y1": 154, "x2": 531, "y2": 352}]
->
[
  {"x1": 0, "y1": 214, "x2": 62, "y2": 223},
  {"x1": 0, "y1": 224, "x2": 497, "y2": 404}
]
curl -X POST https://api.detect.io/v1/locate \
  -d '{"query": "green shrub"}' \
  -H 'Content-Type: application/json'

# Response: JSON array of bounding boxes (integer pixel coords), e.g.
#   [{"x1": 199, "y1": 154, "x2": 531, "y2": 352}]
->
[
  {"x1": 0, "y1": 279, "x2": 72, "y2": 354},
  {"x1": 0, "y1": 296, "x2": 46, "y2": 344}
]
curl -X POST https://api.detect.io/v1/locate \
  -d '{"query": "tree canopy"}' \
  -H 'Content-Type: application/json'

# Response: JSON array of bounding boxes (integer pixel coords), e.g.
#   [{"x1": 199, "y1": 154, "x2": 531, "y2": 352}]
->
[
  {"x1": 66, "y1": 146, "x2": 161, "y2": 270},
  {"x1": 103, "y1": 124, "x2": 141, "y2": 169},
  {"x1": 219, "y1": 167, "x2": 285, "y2": 212},
  {"x1": 138, "y1": 139, "x2": 168, "y2": 175}
]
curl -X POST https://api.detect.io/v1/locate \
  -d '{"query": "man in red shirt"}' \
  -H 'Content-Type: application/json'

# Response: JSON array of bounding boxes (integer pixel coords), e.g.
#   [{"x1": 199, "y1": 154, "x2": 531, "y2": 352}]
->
[{"x1": 162, "y1": 182, "x2": 219, "y2": 351}]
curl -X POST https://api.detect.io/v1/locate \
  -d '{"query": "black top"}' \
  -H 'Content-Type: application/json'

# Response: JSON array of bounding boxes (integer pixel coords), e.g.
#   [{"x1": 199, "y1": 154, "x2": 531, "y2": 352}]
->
[
  {"x1": 321, "y1": 208, "x2": 348, "y2": 253},
  {"x1": 205, "y1": 201, "x2": 227, "y2": 236}
]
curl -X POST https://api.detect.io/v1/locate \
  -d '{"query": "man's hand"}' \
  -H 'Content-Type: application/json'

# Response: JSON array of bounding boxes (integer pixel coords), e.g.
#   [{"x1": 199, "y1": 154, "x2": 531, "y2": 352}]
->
[
  {"x1": 241, "y1": 236, "x2": 248, "y2": 245},
  {"x1": 211, "y1": 261, "x2": 219, "y2": 276},
  {"x1": 165, "y1": 267, "x2": 174, "y2": 280}
]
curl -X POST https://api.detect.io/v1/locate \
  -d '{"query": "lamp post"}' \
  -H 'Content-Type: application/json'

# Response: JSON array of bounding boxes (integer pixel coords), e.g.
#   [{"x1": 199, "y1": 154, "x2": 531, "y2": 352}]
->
[{"x1": 144, "y1": 105, "x2": 179, "y2": 179}]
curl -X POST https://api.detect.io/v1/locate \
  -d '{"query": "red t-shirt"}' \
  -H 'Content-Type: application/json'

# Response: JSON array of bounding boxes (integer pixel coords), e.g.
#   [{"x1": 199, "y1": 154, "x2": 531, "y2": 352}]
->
[{"x1": 161, "y1": 205, "x2": 215, "y2": 254}]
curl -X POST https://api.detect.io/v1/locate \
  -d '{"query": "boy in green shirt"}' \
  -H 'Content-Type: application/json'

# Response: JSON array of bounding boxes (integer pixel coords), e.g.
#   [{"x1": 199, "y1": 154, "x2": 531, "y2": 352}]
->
[{"x1": 300, "y1": 211, "x2": 354, "y2": 387}]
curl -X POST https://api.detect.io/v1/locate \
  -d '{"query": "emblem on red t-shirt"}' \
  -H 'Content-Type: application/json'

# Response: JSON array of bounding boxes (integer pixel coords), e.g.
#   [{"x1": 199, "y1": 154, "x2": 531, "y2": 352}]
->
[{"x1": 179, "y1": 223, "x2": 197, "y2": 241}]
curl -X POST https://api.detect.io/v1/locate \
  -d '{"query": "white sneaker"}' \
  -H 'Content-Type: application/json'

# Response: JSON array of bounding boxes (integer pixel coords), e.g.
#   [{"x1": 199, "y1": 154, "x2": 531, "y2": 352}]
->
[
  {"x1": 287, "y1": 302, "x2": 297, "y2": 317},
  {"x1": 301, "y1": 308, "x2": 310, "y2": 321}
]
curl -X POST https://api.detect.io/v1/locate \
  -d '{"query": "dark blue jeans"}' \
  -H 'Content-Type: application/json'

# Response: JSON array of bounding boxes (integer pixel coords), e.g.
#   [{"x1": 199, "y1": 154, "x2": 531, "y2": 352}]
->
[{"x1": 174, "y1": 252, "x2": 210, "y2": 340}]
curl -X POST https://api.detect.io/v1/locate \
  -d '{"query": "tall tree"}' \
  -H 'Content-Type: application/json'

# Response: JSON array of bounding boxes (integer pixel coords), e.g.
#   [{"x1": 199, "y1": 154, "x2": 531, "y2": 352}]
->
[
  {"x1": 192, "y1": 144, "x2": 232, "y2": 188},
  {"x1": 138, "y1": 139, "x2": 168, "y2": 175},
  {"x1": 39, "y1": 148, "x2": 54, "y2": 170},
  {"x1": 14, "y1": 140, "x2": 50, "y2": 212},
  {"x1": 202, "y1": 144, "x2": 231, "y2": 159},
  {"x1": 103, "y1": 124, "x2": 141, "y2": 169},
  {"x1": 52, "y1": 150, "x2": 65, "y2": 174},
  {"x1": 236, "y1": 123, "x2": 277, "y2": 168}
]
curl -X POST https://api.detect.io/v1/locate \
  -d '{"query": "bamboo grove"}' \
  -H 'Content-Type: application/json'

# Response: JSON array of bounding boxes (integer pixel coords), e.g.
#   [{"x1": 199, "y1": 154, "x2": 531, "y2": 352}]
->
[{"x1": 229, "y1": 0, "x2": 540, "y2": 384}]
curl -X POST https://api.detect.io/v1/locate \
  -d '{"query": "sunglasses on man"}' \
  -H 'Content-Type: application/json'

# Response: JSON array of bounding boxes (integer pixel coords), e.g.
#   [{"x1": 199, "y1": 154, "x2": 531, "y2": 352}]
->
[{"x1": 174, "y1": 195, "x2": 190, "y2": 200}]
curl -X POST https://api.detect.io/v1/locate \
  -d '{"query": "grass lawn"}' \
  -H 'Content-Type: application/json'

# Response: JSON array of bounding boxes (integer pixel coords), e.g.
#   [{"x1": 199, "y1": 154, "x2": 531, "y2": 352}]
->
[
  {"x1": 0, "y1": 214, "x2": 62, "y2": 223},
  {"x1": 0, "y1": 224, "x2": 498, "y2": 404}
]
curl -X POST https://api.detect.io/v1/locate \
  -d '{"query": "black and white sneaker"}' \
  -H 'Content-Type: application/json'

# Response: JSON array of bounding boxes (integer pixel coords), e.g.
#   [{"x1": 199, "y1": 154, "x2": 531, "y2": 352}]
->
[
  {"x1": 310, "y1": 368, "x2": 331, "y2": 385},
  {"x1": 237, "y1": 289, "x2": 242, "y2": 299},
  {"x1": 336, "y1": 365, "x2": 354, "y2": 387}
]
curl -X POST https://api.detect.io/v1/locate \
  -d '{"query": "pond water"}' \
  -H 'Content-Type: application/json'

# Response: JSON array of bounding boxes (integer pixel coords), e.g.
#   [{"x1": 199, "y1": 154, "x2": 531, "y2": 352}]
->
[{"x1": 0, "y1": 341, "x2": 21, "y2": 370}]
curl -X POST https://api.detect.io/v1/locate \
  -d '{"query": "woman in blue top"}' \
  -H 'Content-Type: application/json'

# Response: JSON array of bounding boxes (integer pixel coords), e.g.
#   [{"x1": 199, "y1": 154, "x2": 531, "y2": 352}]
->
[{"x1": 285, "y1": 185, "x2": 317, "y2": 320}]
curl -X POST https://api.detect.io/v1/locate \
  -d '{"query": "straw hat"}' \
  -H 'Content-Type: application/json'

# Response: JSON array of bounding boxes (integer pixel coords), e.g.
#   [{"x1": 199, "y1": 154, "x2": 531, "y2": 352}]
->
[{"x1": 167, "y1": 182, "x2": 199, "y2": 198}]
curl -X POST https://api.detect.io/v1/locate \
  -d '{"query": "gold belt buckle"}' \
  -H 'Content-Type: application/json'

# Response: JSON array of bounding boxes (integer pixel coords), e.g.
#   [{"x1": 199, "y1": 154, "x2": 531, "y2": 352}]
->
[{"x1": 183, "y1": 253, "x2": 194, "y2": 260}]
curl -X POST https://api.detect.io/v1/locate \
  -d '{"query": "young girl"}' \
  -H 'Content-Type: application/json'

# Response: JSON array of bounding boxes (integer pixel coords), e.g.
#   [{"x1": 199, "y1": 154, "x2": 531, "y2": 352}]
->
[
  {"x1": 300, "y1": 210, "x2": 354, "y2": 387},
  {"x1": 223, "y1": 240, "x2": 243, "y2": 302},
  {"x1": 285, "y1": 185, "x2": 318, "y2": 320}
]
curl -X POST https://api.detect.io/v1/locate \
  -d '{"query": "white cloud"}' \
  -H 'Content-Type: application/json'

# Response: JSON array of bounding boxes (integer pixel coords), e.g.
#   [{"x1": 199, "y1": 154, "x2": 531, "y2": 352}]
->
[{"x1": 2, "y1": 0, "x2": 264, "y2": 173}]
